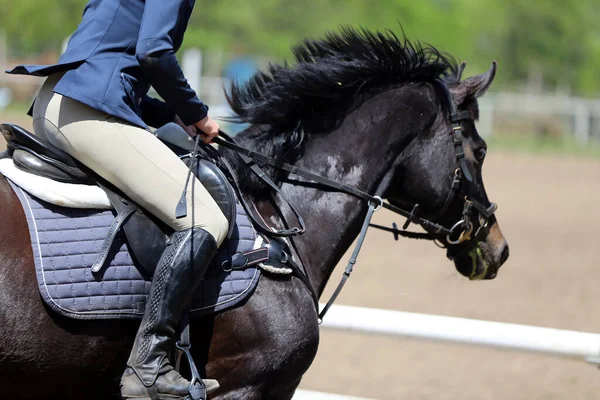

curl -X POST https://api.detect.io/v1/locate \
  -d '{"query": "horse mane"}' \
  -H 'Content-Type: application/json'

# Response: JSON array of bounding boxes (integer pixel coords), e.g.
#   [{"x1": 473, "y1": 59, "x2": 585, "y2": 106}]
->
[
  {"x1": 224, "y1": 27, "x2": 460, "y2": 197},
  {"x1": 226, "y1": 27, "x2": 460, "y2": 132}
]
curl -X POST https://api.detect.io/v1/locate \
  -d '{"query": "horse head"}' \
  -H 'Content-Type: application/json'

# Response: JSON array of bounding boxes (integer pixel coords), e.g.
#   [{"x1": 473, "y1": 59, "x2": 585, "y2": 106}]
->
[
  {"x1": 226, "y1": 29, "x2": 509, "y2": 286},
  {"x1": 384, "y1": 61, "x2": 509, "y2": 280}
]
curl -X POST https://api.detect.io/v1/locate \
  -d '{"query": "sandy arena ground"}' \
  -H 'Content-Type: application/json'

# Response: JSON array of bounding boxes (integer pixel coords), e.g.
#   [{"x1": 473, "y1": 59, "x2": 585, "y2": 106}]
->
[
  {"x1": 300, "y1": 151, "x2": 600, "y2": 400},
  {"x1": 2, "y1": 114, "x2": 599, "y2": 399}
]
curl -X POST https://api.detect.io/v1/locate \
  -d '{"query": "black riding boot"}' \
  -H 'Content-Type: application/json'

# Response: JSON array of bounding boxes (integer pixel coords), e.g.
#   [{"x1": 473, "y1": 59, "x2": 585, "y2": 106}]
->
[{"x1": 120, "y1": 228, "x2": 219, "y2": 400}]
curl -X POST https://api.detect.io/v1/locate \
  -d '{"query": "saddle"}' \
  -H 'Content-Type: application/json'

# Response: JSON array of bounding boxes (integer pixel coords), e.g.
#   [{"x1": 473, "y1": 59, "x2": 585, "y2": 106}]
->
[{"x1": 0, "y1": 122, "x2": 239, "y2": 276}]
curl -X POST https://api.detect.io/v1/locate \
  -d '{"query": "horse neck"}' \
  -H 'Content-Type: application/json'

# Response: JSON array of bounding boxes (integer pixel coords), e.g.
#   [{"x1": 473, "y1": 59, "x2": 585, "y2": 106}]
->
[
  {"x1": 249, "y1": 90, "x2": 422, "y2": 297},
  {"x1": 276, "y1": 134, "x2": 389, "y2": 296}
]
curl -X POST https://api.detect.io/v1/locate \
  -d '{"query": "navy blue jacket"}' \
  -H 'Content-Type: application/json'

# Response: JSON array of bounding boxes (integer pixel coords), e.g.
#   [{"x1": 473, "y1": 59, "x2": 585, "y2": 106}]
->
[{"x1": 7, "y1": 0, "x2": 207, "y2": 129}]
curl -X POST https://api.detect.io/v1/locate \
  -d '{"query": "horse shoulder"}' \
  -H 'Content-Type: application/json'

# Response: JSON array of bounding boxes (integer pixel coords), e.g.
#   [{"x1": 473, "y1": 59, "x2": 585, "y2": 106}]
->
[{"x1": 205, "y1": 275, "x2": 320, "y2": 399}]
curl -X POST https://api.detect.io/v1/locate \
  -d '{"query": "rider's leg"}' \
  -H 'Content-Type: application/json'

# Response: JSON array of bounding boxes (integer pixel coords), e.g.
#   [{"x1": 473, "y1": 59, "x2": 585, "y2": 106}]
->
[
  {"x1": 120, "y1": 227, "x2": 220, "y2": 399},
  {"x1": 33, "y1": 74, "x2": 228, "y2": 238},
  {"x1": 33, "y1": 75, "x2": 228, "y2": 399}
]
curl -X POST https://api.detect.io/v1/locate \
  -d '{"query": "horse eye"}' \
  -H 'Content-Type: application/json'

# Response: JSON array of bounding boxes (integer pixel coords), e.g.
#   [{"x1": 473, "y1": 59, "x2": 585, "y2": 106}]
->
[{"x1": 476, "y1": 148, "x2": 487, "y2": 161}]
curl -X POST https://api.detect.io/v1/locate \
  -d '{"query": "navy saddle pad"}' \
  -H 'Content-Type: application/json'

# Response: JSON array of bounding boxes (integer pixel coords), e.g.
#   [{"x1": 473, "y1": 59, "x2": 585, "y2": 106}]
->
[{"x1": 9, "y1": 181, "x2": 263, "y2": 320}]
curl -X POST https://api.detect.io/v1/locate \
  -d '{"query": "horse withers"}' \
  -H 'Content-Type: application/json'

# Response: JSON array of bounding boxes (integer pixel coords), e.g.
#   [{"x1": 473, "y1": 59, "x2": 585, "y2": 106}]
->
[{"x1": 0, "y1": 28, "x2": 508, "y2": 399}]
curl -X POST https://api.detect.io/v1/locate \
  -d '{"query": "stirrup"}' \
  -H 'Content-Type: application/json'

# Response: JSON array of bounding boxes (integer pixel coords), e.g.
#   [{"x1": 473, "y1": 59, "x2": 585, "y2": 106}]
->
[{"x1": 175, "y1": 340, "x2": 206, "y2": 400}]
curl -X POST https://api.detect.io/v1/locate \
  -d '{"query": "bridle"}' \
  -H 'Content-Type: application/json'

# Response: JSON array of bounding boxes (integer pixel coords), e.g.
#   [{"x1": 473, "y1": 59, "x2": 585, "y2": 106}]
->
[
  {"x1": 210, "y1": 79, "x2": 498, "y2": 319},
  {"x1": 386, "y1": 80, "x2": 498, "y2": 249}
]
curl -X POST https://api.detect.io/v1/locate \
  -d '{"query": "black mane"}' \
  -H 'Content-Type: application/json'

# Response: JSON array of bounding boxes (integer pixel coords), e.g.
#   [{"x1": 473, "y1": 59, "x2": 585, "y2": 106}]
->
[
  {"x1": 227, "y1": 27, "x2": 460, "y2": 131},
  {"x1": 224, "y1": 27, "x2": 460, "y2": 197}
]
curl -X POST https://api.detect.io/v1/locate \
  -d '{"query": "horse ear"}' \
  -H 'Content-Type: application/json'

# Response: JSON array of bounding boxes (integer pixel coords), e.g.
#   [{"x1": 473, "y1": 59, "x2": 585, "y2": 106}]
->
[
  {"x1": 457, "y1": 62, "x2": 467, "y2": 81},
  {"x1": 452, "y1": 61, "x2": 497, "y2": 104}
]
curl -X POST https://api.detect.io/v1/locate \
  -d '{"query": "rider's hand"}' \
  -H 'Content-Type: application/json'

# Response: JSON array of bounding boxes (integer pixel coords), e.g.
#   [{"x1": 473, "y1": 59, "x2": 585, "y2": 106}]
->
[{"x1": 194, "y1": 115, "x2": 220, "y2": 144}]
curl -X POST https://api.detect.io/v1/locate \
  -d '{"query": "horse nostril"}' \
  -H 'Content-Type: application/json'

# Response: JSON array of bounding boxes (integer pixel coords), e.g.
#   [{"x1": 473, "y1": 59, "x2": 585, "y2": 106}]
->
[{"x1": 500, "y1": 245, "x2": 509, "y2": 265}]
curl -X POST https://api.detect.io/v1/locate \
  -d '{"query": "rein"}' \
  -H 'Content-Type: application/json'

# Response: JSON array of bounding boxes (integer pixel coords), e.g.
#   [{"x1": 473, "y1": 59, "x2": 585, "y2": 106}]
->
[{"x1": 214, "y1": 133, "x2": 458, "y2": 238}]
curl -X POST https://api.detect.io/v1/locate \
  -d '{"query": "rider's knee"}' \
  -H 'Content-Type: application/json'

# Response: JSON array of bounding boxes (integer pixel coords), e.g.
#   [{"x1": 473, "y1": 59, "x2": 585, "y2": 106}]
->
[{"x1": 203, "y1": 209, "x2": 229, "y2": 247}]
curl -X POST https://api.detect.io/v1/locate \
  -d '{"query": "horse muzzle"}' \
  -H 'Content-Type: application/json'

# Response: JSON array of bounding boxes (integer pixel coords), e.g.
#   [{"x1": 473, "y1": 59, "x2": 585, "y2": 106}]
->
[{"x1": 449, "y1": 218, "x2": 509, "y2": 280}]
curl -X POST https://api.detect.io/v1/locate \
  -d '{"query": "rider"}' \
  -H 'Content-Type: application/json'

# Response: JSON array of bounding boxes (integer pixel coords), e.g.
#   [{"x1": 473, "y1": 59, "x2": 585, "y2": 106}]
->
[{"x1": 7, "y1": 1, "x2": 228, "y2": 398}]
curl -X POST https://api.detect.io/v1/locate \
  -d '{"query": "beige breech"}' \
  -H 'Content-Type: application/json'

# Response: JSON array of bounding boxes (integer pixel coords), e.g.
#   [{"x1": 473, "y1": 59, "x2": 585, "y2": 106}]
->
[{"x1": 31, "y1": 74, "x2": 228, "y2": 245}]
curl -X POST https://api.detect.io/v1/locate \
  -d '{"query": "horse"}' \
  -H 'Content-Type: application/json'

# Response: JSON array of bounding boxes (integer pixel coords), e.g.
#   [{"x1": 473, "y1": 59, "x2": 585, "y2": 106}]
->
[{"x1": 0, "y1": 28, "x2": 508, "y2": 399}]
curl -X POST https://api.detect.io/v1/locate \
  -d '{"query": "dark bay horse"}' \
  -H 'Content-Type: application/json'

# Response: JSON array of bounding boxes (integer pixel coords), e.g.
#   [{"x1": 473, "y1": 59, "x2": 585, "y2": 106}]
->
[{"x1": 0, "y1": 29, "x2": 508, "y2": 399}]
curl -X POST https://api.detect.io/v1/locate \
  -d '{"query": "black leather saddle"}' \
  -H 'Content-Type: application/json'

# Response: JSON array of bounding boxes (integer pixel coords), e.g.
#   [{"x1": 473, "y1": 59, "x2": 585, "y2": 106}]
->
[
  {"x1": 1, "y1": 123, "x2": 92, "y2": 184},
  {"x1": 0, "y1": 122, "x2": 237, "y2": 276}
]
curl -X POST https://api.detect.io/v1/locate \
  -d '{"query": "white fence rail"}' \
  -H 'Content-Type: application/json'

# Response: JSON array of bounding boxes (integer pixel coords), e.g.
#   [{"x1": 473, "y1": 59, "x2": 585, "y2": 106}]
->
[
  {"x1": 293, "y1": 390, "x2": 375, "y2": 400},
  {"x1": 320, "y1": 304, "x2": 600, "y2": 364},
  {"x1": 479, "y1": 93, "x2": 600, "y2": 144}
]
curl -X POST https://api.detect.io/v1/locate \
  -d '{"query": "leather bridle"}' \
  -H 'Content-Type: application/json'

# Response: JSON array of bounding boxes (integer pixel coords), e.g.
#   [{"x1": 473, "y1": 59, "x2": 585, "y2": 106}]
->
[
  {"x1": 387, "y1": 80, "x2": 498, "y2": 248},
  {"x1": 209, "y1": 79, "x2": 498, "y2": 319}
]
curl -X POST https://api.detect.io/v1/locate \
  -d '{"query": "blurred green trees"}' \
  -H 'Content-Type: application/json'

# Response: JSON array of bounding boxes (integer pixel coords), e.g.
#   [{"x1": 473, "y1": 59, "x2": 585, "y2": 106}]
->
[{"x1": 1, "y1": 0, "x2": 598, "y2": 95}]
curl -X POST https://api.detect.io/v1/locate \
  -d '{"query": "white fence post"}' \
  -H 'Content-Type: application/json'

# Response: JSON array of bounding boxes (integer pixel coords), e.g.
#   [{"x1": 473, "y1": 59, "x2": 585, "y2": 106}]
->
[
  {"x1": 478, "y1": 99, "x2": 494, "y2": 138},
  {"x1": 182, "y1": 49, "x2": 203, "y2": 95},
  {"x1": 574, "y1": 101, "x2": 591, "y2": 144},
  {"x1": 0, "y1": 31, "x2": 6, "y2": 78}
]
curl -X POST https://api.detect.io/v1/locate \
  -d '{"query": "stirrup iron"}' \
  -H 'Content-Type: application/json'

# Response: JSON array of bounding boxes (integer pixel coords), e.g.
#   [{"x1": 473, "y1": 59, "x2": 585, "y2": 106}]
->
[{"x1": 175, "y1": 340, "x2": 206, "y2": 400}]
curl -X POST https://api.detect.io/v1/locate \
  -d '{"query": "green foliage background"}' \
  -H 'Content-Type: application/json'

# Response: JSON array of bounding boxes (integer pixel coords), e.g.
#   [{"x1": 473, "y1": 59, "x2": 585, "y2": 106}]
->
[{"x1": 2, "y1": 0, "x2": 599, "y2": 95}]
